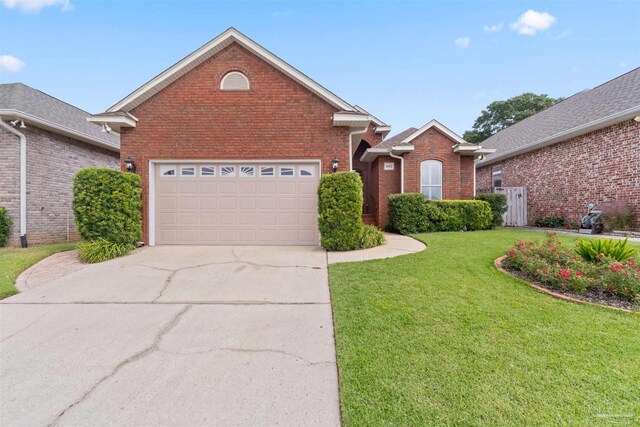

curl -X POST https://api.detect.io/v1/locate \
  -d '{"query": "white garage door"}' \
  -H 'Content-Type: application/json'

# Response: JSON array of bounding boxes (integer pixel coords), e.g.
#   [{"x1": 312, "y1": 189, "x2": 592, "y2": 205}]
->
[{"x1": 154, "y1": 162, "x2": 320, "y2": 245}]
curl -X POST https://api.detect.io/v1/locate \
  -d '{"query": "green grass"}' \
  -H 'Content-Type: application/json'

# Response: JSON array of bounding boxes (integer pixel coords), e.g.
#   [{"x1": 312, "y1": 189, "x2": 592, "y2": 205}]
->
[
  {"x1": 0, "y1": 242, "x2": 77, "y2": 299},
  {"x1": 329, "y1": 229, "x2": 640, "y2": 426}
]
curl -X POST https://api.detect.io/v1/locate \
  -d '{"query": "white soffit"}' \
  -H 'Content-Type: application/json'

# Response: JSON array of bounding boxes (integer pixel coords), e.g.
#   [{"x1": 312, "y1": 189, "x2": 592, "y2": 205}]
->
[{"x1": 107, "y1": 27, "x2": 356, "y2": 113}]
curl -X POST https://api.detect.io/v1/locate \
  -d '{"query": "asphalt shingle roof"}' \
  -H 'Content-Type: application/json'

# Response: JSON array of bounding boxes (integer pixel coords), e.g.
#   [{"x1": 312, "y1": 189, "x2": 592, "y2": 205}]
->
[
  {"x1": 479, "y1": 67, "x2": 640, "y2": 159},
  {"x1": 0, "y1": 83, "x2": 119, "y2": 150},
  {"x1": 373, "y1": 127, "x2": 418, "y2": 150}
]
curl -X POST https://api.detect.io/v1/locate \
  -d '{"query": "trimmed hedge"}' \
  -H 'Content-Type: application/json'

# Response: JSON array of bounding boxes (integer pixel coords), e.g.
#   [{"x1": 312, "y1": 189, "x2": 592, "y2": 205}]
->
[
  {"x1": 318, "y1": 172, "x2": 364, "y2": 251},
  {"x1": 474, "y1": 193, "x2": 507, "y2": 228},
  {"x1": 0, "y1": 207, "x2": 11, "y2": 247},
  {"x1": 73, "y1": 168, "x2": 142, "y2": 245},
  {"x1": 388, "y1": 193, "x2": 492, "y2": 234}
]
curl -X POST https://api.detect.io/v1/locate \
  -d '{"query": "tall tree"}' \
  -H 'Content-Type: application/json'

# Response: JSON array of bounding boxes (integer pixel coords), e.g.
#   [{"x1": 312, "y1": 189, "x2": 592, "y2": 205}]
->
[{"x1": 463, "y1": 93, "x2": 563, "y2": 143}]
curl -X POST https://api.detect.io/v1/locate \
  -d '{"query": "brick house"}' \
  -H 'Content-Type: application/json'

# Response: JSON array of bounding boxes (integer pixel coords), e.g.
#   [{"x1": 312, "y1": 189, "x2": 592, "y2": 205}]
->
[
  {"x1": 476, "y1": 68, "x2": 640, "y2": 229},
  {"x1": 91, "y1": 28, "x2": 491, "y2": 246},
  {"x1": 0, "y1": 83, "x2": 119, "y2": 247}
]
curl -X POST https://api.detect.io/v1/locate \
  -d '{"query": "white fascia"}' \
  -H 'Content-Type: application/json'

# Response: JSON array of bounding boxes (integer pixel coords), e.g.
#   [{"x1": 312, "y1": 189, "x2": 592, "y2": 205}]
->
[
  {"x1": 108, "y1": 28, "x2": 356, "y2": 113},
  {"x1": 477, "y1": 105, "x2": 640, "y2": 166},
  {"x1": 401, "y1": 119, "x2": 467, "y2": 145},
  {"x1": 0, "y1": 109, "x2": 120, "y2": 152},
  {"x1": 333, "y1": 112, "x2": 371, "y2": 127},
  {"x1": 87, "y1": 112, "x2": 138, "y2": 132}
]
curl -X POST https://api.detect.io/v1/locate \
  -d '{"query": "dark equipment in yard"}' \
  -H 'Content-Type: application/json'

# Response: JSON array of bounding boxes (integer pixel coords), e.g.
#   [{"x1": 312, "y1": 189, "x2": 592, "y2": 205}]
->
[{"x1": 579, "y1": 203, "x2": 603, "y2": 234}]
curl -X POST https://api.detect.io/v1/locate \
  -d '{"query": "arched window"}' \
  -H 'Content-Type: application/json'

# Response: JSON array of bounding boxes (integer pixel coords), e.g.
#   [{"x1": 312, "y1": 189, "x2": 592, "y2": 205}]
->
[
  {"x1": 420, "y1": 160, "x2": 443, "y2": 200},
  {"x1": 220, "y1": 71, "x2": 250, "y2": 91}
]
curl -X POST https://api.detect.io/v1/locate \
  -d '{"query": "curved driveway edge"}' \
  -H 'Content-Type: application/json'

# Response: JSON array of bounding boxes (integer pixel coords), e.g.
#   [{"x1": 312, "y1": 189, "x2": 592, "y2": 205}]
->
[{"x1": 327, "y1": 232, "x2": 426, "y2": 264}]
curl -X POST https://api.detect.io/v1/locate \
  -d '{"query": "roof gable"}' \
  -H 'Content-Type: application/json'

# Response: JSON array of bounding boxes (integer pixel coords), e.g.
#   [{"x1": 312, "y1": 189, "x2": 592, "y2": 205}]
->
[
  {"x1": 108, "y1": 28, "x2": 356, "y2": 113},
  {"x1": 400, "y1": 120, "x2": 466, "y2": 145}
]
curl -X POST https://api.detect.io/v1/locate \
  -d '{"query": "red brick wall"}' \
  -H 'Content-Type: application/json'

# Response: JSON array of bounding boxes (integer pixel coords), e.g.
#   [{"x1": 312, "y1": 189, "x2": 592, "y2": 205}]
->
[
  {"x1": 121, "y1": 42, "x2": 352, "y2": 243},
  {"x1": 372, "y1": 156, "x2": 401, "y2": 227},
  {"x1": 403, "y1": 127, "x2": 474, "y2": 199},
  {"x1": 476, "y1": 119, "x2": 640, "y2": 228}
]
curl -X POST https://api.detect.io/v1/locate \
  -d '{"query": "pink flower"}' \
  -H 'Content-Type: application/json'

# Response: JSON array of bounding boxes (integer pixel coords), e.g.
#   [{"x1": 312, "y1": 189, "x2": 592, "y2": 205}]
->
[
  {"x1": 610, "y1": 263, "x2": 624, "y2": 272},
  {"x1": 576, "y1": 271, "x2": 584, "y2": 277}
]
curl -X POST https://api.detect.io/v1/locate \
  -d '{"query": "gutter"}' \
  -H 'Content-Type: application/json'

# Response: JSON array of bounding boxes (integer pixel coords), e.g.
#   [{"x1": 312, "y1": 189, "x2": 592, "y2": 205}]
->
[
  {"x1": 0, "y1": 109, "x2": 119, "y2": 153},
  {"x1": 348, "y1": 126, "x2": 368, "y2": 171},
  {"x1": 0, "y1": 117, "x2": 27, "y2": 247},
  {"x1": 389, "y1": 152, "x2": 405, "y2": 193},
  {"x1": 477, "y1": 106, "x2": 640, "y2": 167}
]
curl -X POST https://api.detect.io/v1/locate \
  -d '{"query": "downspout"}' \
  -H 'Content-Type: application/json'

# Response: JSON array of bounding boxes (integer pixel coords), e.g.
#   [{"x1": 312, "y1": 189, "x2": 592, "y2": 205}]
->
[
  {"x1": 348, "y1": 126, "x2": 368, "y2": 171},
  {"x1": 0, "y1": 117, "x2": 27, "y2": 247},
  {"x1": 389, "y1": 151, "x2": 405, "y2": 194}
]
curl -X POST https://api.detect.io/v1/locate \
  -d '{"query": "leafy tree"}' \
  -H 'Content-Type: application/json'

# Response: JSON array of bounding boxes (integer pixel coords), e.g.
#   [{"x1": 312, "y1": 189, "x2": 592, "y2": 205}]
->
[{"x1": 463, "y1": 93, "x2": 563, "y2": 143}]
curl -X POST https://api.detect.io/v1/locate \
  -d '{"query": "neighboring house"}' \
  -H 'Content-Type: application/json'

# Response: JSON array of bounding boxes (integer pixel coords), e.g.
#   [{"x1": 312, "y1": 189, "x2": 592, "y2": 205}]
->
[
  {"x1": 90, "y1": 28, "x2": 491, "y2": 246},
  {"x1": 0, "y1": 83, "x2": 120, "y2": 247},
  {"x1": 476, "y1": 68, "x2": 640, "y2": 229}
]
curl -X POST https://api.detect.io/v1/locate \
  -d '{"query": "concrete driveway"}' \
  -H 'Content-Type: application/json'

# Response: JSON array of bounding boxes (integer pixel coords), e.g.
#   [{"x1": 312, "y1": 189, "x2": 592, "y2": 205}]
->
[{"x1": 0, "y1": 246, "x2": 340, "y2": 426}]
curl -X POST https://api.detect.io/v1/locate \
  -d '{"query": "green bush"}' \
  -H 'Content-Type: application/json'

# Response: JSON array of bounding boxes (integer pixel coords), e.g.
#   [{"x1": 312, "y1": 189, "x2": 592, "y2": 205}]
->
[
  {"x1": 318, "y1": 172, "x2": 364, "y2": 251},
  {"x1": 360, "y1": 224, "x2": 386, "y2": 249},
  {"x1": 0, "y1": 207, "x2": 11, "y2": 247},
  {"x1": 78, "y1": 239, "x2": 137, "y2": 264},
  {"x1": 73, "y1": 168, "x2": 142, "y2": 244},
  {"x1": 575, "y1": 237, "x2": 638, "y2": 263},
  {"x1": 433, "y1": 200, "x2": 493, "y2": 231},
  {"x1": 388, "y1": 194, "x2": 492, "y2": 234},
  {"x1": 474, "y1": 193, "x2": 507, "y2": 228}
]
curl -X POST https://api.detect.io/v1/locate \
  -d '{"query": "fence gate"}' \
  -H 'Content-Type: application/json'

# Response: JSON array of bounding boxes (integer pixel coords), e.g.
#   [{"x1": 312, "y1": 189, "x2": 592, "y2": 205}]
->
[{"x1": 494, "y1": 187, "x2": 527, "y2": 227}]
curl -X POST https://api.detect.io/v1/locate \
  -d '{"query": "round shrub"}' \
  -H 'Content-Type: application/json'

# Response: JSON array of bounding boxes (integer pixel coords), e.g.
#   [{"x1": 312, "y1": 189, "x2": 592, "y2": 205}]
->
[
  {"x1": 73, "y1": 168, "x2": 142, "y2": 244},
  {"x1": 474, "y1": 193, "x2": 507, "y2": 228},
  {"x1": 0, "y1": 206, "x2": 11, "y2": 247},
  {"x1": 434, "y1": 200, "x2": 493, "y2": 231},
  {"x1": 318, "y1": 172, "x2": 363, "y2": 251}
]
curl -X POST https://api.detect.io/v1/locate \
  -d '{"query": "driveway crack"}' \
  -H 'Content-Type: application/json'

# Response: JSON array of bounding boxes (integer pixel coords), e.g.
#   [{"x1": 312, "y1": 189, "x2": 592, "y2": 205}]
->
[
  {"x1": 47, "y1": 305, "x2": 191, "y2": 426},
  {"x1": 158, "y1": 346, "x2": 333, "y2": 366}
]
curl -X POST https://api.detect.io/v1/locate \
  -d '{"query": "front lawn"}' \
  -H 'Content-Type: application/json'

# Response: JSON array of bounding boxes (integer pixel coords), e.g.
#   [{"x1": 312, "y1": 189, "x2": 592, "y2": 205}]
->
[
  {"x1": 0, "y1": 242, "x2": 77, "y2": 299},
  {"x1": 329, "y1": 229, "x2": 640, "y2": 426}
]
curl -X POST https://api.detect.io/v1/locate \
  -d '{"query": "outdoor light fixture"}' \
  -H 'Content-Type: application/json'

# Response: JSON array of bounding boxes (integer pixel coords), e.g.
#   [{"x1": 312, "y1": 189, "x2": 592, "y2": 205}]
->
[
  {"x1": 124, "y1": 157, "x2": 137, "y2": 173},
  {"x1": 331, "y1": 156, "x2": 339, "y2": 172},
  {"x1": 10, "y1": 119, "x2": 25, "y2": 128}
]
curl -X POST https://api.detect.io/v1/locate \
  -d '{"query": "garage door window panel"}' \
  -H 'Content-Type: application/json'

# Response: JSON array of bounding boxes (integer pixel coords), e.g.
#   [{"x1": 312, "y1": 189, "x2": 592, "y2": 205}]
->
[
  {"x1": 201, "y1": 166, "x2": 216, "y2": 177},
  {"x1": 220, "y1": 166, "x2": 236, "y2": 177},
  {"x1": 160, "y1": 166, "x2": 176, "y2": 177},
  {"x1": 279, "y1": 166, "x2": 295, "y2": 177},
  {"x1": 180, "y1": 166, "x2": 196, "y2": 177}
]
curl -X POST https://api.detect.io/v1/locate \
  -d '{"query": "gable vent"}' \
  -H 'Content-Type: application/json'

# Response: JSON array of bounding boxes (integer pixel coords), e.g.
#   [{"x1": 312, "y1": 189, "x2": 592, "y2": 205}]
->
[{"x1": 221, "y1": 71, "x2": 250, "y2": 91}]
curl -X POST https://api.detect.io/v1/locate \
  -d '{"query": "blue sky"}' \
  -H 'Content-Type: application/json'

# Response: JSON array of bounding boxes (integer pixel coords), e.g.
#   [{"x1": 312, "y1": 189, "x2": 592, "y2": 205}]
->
[{"x1": 1, "y1": 0, "x2": 639, "y2": 136}]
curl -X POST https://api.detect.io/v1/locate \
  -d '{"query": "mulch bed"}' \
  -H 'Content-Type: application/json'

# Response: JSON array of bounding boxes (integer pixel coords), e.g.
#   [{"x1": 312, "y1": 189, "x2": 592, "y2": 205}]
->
[{"x1": 495, "y1": 256, "x2": 639, "y2": 313}]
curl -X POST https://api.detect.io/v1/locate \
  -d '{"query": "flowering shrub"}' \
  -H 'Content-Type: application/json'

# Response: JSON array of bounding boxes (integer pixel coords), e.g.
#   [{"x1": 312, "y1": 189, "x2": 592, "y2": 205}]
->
[{"x1": 503, "y1": 233, "x2": 640, "y2": 304}]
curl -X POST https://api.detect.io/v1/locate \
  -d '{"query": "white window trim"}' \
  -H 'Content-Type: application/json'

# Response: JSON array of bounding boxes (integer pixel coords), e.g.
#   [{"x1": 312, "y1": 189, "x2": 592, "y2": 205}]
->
[
  {"x1": 298, "y1": 165, "x2": 316, "y2": 177},
  {"x1": 220, "y1": 71, "x2": 250, "y2": 91},
  {"x1": 159, "y1": 165, "x2": 176, "y2": 177},
  {"x1": 179, "y1": 165, "x2": 196, "y2": 177},
  {"x1": 219, "y1": 165, "x2": 237, "y2": 177},
  {"x1": 420, "y1": 160, "x2": 443, "y2": 200},
  {"x1": 259, "y1": 165, "x2": 275, "y2": 177},
  {"x1": 239, "y1": 165, "x2": 256, "y2": 177},
  {"x1": 200, "y1": 165, "x2": 216, "y2": 177},
  {"x1": 278, "y1": 165, "x2": 296, "y2": 177}
]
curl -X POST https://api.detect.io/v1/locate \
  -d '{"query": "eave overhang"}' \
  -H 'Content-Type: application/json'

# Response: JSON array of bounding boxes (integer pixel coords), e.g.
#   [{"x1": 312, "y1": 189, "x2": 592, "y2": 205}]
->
[
  {"x1": 0, "y1": 109, "x2": 120, "y2": 152},
  {"x1": 333, "y1": 112, "x2": 371, "y2": 127},
  {"x1": 359, "y1": 145, "x2": 415, "y2": 162},
  {"x1": 87, "y1": 112, "x2": 138, "y2": 132},
  {"x1": 453, "y1": 143, "x2": 496, "y2": 158}
]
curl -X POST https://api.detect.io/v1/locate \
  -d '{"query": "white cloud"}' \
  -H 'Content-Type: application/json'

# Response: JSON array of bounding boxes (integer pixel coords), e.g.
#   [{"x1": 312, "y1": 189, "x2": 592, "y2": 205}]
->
[
  {"x1": 510, "y1": 10, "x2": 556, "y2": 35},
  {"x1": 484, "y1": 23, "x2": 503, "y2": 33},
  {"x1": 2, "y1": 0, "x2": 72, "y2": 12},
  {"x1": 0, "y1": 55, "x2": 25, "y2": 72},
  {"x1": 455, "y1": 37, "x2": 471, "y2": 48}
]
